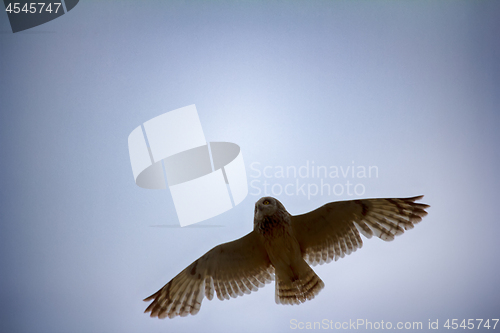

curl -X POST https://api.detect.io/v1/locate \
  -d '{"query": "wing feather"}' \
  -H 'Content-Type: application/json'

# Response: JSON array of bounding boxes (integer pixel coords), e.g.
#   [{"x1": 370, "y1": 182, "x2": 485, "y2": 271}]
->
[
  {"x1": 291, "y1": 196, "x2": 429, "y2": 266},
  {"x1": 144, "y1": 230, "x2": 273, "y2": 318}
]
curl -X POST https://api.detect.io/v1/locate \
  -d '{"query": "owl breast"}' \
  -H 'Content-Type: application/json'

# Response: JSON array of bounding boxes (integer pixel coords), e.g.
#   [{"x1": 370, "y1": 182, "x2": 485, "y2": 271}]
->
[{"x1": 257, "y1": 214, "x2": 302, "y2": 272}]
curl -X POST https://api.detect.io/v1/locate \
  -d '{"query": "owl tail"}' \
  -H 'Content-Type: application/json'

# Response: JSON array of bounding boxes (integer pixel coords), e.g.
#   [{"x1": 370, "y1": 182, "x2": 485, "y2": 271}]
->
[{"x1": 275, "y1": 259, "x2": 324, "y2": 305}]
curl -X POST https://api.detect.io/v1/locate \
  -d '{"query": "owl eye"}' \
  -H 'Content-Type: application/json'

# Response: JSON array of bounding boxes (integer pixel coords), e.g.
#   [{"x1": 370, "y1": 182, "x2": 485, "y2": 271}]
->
[{"x1": 263, "y1": 200, "x2": 270, "y2": 205}]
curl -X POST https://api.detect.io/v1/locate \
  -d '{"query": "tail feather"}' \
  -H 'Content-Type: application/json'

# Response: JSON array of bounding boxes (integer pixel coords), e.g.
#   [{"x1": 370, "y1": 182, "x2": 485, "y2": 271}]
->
[{"x1": 275, "y1": 262, "x2": 324, "y2": 305}]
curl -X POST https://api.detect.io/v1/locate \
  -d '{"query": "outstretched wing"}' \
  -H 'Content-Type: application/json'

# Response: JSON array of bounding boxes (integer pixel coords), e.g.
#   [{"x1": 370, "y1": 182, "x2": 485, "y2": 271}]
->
[
  {"x1": 144, "y1": 230, "x2": 274, "y2": 319},
  {"x1": 291, "y1": 196, "x2": 430, "y2": 266}
]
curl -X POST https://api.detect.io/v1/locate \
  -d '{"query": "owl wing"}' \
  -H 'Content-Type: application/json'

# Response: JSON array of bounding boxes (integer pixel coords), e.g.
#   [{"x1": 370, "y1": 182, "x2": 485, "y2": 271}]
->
[
  {"x1": 291, "y1": 196, "x2": 430, "y2": 266},
  {"x1": 144, "y1": 230, "x2": 274, "y2": 319}
]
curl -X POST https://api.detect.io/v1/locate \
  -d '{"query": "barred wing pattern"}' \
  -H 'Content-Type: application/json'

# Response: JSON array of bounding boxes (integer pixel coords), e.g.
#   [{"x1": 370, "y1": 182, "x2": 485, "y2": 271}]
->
[
  {"x1": 144, "y1": 231, "x2": 274, "y2": 319},
  {"x1": 291, "y1": 196, "x2": 429, "y2": 266}
]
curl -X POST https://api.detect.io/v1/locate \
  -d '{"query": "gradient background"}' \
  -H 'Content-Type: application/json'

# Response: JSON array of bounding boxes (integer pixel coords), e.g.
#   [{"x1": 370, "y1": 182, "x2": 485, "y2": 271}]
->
[{"x1": 1, "y1": 1, "x2": 499, "y2": 332}]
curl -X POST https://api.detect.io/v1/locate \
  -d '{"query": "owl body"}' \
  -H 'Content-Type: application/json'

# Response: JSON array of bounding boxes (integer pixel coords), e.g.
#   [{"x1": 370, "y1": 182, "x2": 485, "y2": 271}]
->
[
  {"x1": 254, "y1": 197, "x2": 325, "y2": 305},
  {"x1": 254, "y1": 197, "x2": 301, "y2": 271}
]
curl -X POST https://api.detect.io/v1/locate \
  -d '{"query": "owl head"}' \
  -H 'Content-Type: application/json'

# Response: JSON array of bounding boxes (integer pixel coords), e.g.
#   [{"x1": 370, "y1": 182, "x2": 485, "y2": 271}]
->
[{"x1": 254, "y1": 196, "x2": 288, "y2": 220}]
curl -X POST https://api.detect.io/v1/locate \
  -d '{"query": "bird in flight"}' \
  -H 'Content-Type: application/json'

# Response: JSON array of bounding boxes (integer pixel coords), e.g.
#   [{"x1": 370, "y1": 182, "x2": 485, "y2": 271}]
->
[{"x1": 144, "y1": 195, "x2": 429, "y2": 319}]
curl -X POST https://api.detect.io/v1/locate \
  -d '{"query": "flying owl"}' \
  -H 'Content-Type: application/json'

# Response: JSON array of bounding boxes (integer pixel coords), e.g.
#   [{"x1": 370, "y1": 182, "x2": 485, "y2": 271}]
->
[{"x1": 144, "y1": 195, "x2": 429, "y2": 318}]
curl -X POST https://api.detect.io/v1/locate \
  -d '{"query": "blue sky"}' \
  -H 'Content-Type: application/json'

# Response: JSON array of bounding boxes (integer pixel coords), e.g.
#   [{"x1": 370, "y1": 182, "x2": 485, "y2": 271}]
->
[{"x1": 1, "y1": 1, "x2": 499, "y2": 332}]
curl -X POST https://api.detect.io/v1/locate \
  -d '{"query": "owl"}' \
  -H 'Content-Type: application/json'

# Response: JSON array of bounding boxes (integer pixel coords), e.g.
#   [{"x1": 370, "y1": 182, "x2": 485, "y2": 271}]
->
[{"x1": 144, "y1": 195, "x2": 429, "y2": 318}]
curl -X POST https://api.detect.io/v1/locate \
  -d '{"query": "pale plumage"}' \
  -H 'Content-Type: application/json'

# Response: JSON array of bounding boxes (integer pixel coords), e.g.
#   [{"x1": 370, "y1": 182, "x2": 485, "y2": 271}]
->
[{"x1": 144, "y1": 195, "x2": 429, "y2": 318}]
